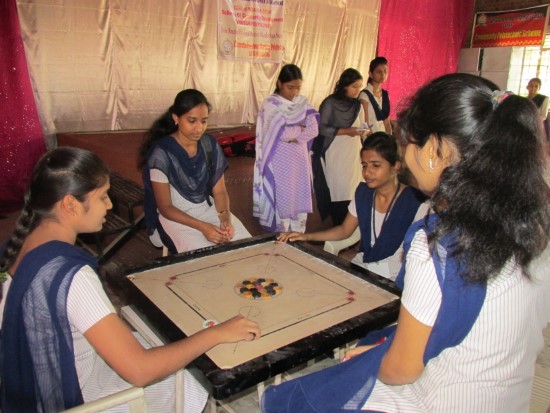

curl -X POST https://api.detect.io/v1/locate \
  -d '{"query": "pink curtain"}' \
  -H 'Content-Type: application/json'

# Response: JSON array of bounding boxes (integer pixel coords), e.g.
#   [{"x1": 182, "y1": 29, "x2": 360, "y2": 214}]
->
[
  {"x1": 0, "y1": 0, "x2": 45, "y2": 214},
  {"x1": 378, "y1": 0, "x2": 475, "y2": 119}
]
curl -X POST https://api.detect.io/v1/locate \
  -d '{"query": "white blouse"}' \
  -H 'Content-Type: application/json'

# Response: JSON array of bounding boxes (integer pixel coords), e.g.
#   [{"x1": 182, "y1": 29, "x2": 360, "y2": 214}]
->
[{"x1": 362, "y1": 230, "x2": 550, "y2": 412}]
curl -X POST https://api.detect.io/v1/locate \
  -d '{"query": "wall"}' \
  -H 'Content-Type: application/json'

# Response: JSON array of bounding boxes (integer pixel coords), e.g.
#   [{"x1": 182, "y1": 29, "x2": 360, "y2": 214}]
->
[{"x1": 16, "y1": 0, "x2": 379, "y2": 143}]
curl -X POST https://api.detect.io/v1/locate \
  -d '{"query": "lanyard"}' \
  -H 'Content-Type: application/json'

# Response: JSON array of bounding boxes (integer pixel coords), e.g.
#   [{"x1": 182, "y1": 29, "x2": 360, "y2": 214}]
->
[{"x1": 371, "y1": 183, "x2": 401, "y2": 243}]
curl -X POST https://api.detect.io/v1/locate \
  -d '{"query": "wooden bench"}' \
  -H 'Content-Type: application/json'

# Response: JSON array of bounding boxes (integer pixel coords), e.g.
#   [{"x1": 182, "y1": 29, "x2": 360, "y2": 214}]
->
[{"x1": 77, "y1": 173, "x2": 145, "y2": 264}]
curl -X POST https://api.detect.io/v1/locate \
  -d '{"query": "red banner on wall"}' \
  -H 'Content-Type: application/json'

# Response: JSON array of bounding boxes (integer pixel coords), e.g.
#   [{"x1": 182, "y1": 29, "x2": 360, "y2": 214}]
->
[{"x1": 471, "y1": 5, "x2": 549, "y2": 48}]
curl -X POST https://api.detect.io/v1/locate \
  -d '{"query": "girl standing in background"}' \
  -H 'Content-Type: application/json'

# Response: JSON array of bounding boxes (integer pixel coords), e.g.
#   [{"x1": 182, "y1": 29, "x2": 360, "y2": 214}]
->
[
  {"x1": 359, "y1": 57, "x2": 392, "y2": 134},
  {"x1": 253, "y1": 64, "x2": 319, "y2": 232},
  {"x1": 312, "y1": 68, "x2": 368, "y2": 226}
]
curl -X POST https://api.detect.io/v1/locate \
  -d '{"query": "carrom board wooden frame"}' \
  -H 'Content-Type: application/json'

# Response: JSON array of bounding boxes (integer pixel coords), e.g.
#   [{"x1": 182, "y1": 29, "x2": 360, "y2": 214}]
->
[{"x1": 121, "y1": 234, "x2": 401, "y2": 400}]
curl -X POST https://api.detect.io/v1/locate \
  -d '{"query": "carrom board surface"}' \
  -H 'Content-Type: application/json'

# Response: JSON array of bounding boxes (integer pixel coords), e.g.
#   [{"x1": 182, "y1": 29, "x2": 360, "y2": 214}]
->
[{"x1": 127, "y1": 241, "x2": 398, "y2": 369}]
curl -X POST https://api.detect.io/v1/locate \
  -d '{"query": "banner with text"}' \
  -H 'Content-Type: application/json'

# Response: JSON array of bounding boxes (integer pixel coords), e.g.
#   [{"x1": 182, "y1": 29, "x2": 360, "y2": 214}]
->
[
  {"x1": 471, "y1": 5, "x2": 548, "y2": 48},
  {"x1": 218, "y1": 0, "x2": 284, "y2": 62}
]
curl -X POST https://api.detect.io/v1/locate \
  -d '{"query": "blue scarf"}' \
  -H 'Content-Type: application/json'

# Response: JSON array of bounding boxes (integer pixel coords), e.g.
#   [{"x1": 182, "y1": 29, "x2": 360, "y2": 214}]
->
[
  {"x1": 355, "y1": 183, "x2": 424, "y2": 263},
  {"x1": 142, "y1": 134, "x2": 228, "y2": 237},
  {"x1": 1, "y1": 241, "x2": 97, "y2": 412},
  {"x1": 261, "y1": 214, "x2": 486, "y2": 413},
  {"x1": 362, "y1": 88, "x2": 390, "y2": 121}
]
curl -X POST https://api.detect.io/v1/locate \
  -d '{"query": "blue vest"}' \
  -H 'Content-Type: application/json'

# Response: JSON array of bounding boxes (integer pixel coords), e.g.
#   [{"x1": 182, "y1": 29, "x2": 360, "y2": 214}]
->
[
  {"x1": 362, "y1": 88, "x2": 390, "y2": 121},
  {"x1": 1, "y1": 241, "x2": 97, "y2": 412},
  {"x1": 355, "y1": 183, "x2": 423, "y2": 263}
]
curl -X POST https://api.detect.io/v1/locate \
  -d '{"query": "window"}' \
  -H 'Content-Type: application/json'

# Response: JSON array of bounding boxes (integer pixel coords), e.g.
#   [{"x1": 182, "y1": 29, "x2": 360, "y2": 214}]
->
[{"x1": 515, "y1": 34, "x2": 550, "y2": 97}]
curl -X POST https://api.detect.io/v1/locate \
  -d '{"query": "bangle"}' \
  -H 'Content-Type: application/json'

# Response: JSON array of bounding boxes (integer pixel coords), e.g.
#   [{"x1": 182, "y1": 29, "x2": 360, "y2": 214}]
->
[{"x1": 217, "y1": 210, "x2": 229, "y2": 216}]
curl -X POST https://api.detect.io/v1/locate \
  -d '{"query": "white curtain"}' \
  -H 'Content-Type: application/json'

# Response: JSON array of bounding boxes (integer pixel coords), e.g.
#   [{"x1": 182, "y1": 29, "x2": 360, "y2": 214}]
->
[{"x1": 16, "y1": 0, "x2": 380, "y2": 139}]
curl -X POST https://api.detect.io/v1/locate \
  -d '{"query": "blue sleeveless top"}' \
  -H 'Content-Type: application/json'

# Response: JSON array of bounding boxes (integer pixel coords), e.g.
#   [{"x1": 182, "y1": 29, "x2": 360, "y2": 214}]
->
[
  {"x1": 355, "y1": 183, "x2": 424, "y2": 263},
  {"x1": 1, "y1": 241, "x2": 97, "y2": 412}
]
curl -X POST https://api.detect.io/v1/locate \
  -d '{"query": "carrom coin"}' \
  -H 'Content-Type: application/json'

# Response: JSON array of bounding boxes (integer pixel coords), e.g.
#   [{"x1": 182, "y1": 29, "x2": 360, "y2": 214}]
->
[{"x1": 235, "y1": 277, "x2": 283, "y2": 300}]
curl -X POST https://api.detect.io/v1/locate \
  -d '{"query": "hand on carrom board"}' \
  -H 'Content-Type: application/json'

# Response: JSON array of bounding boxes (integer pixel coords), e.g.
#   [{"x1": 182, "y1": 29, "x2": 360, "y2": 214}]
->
[
  {"x1": 214, "y1": 315, "x2": 261, "y2": 343},
  {"x1": 277, "y1": 231, "x2": 308, "y2": 243}
]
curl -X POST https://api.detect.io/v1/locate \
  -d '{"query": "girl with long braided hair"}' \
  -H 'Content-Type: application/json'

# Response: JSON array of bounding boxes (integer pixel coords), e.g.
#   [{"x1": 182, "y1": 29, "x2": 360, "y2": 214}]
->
[{"x1": 0, "y1": 147, "x2": 259, "y2": 413}]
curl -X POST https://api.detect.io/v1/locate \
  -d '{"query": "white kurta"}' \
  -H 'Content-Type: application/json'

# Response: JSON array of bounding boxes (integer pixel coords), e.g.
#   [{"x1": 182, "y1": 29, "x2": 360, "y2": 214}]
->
[
  {"x1": 322, "y1": 107, "x2": 364, "y2": 202},
  {"x1": 151, "y1": 169, "x2": 251, "y2": 253},
  {"x1": 536, "y1": 95, "x2": 550, "y2": 120}
]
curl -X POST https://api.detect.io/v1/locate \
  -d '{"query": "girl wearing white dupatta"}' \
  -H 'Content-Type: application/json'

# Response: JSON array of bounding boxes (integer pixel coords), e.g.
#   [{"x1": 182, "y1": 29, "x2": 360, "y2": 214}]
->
[{"x1": 253, "y1": 65, "x2": 319, "y2": 232}]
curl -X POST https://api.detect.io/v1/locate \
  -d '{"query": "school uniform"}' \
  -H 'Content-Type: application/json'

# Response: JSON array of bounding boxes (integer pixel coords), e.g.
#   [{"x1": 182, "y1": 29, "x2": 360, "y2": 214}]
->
[
  {"x1": 1, "y1": 242, "x2": 208, "y2": 412},
  {"x1": 261, "y1": 215, "x2": 550, "y2": 413}
]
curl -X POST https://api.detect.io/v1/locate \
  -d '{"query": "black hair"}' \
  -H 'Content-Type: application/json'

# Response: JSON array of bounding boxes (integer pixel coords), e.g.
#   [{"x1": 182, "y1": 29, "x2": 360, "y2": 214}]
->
[
  {"x1": 368, "y1": 56, "x2": 388, "y2": 84},
  {"x1": 138, "y1": 89, "x2": 212, "y2": 169},
  {"x1": 274, "y1": 64, "x2": 303, "y2": 93},
  {"x1": 361, "y1": 132, "x2": 400, "y2": 166},
  {"x1": 333, "y1": 68, "x2": 363, "y2": 98},
  {"x1": 398, "y1": 73, "x2": 550, "y2": 283},
  {"x1": 0, "y1": 147, "x2": 110, "y2": 273}
]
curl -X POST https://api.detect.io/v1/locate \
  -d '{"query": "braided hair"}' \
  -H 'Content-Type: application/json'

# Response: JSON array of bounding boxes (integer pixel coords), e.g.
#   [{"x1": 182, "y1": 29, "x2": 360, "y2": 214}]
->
[{"x1": 0, "y1": 147, "x2": 110, "y2": 275}]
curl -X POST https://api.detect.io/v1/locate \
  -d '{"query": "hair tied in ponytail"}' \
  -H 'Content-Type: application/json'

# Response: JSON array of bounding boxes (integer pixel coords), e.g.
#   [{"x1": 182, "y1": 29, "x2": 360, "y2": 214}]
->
[{"x1": 491, "y1": 90, "x2": 514, "y2": 110}]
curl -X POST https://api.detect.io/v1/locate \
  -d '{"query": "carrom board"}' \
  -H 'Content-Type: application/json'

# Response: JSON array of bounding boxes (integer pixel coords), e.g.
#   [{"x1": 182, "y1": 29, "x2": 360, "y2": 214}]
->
[{"x1": 127, "y1": 240, "x2": 398, "y2": 369}]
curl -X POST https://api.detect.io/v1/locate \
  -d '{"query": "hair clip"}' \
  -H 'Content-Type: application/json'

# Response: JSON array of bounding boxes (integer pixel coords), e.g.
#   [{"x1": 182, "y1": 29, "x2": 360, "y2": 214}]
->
[{"x1": 492, "y1": 90, "x2": 513, "y2": 110}]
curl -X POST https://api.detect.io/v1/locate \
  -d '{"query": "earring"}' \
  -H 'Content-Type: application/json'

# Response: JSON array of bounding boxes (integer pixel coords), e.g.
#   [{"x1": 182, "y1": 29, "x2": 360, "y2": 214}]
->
[
  {"x1": 174, "y1": 120, "x2": 178, "y2": 126},
  {"x1": 429, "y1": 158, "x2": 434, "y2": 172}
]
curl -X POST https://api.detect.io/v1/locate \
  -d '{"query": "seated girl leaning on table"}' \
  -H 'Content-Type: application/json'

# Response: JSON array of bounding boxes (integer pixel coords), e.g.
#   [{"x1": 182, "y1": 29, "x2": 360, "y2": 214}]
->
[
  {"x1": 278, "y1": 132, "x2": 428, "y2": 281},
  {"x1": 263, "y1": 73, "x2": 550, "y2": 413},
  {"x1": 0, "y1": 147, "x2": 260, "y2": 413}
]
